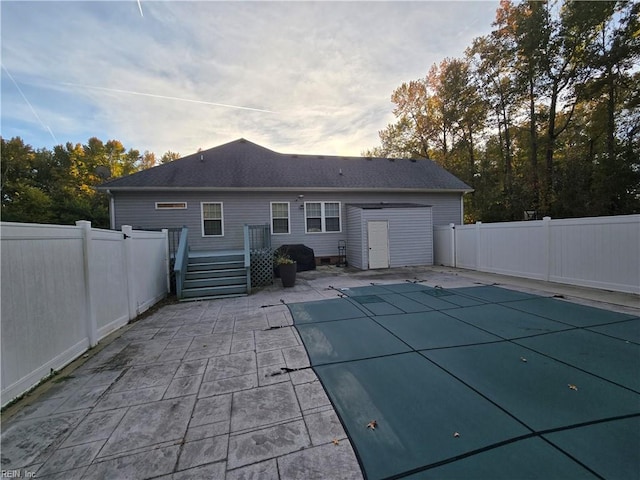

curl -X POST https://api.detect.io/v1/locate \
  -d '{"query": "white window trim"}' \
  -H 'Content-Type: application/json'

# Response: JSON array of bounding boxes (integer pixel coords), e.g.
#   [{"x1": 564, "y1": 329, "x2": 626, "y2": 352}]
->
[
  {"x1": 304, "y1": 201, "x2": 342, "y2": 234},
  {"x1": 155, "y1": 201, "x2": 187, "y2": 210},
  {"x1": 201, "y1": 202, "x2": 224, "y2": 237},
  {"x1": 270, "y1": 202, "x2": 291, "y2": 235}
]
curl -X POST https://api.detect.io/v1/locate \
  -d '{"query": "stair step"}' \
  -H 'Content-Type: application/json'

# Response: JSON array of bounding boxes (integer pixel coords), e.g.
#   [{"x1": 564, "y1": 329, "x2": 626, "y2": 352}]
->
[
  {"x1": 182, "y1": 284, "x2": 248, "y2": 299},
  {"x1": 188, "y1": 260, "x2": 245, "y2": 271},
  {"x1": 186, "y1": 268, "x2": 246, "y2": 280},
  {"x1": 179, "y1": 293, "x2": 247, "y2": 302},
  {"x1": 188, "y1": 253, "x2": 244, "y2": 264},
  {"x1": 184, "y1": 276, "x2": 247, "y2": 289}
]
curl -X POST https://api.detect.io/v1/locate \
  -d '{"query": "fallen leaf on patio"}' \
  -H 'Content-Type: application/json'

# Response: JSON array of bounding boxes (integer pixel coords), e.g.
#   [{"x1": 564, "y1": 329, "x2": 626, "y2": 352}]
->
[
  {"x1": 453, "y1": 432, "x2": 460, "y2": 438},
  {"x1": 568, "y1": 384, "x2": 578, "y2": 391},
  {"x1": 332, "y1": 438, "x2": 340, "y2": 446},
  {"x1": 367, "y1": 420, "x2": 378, "y2": 430}
]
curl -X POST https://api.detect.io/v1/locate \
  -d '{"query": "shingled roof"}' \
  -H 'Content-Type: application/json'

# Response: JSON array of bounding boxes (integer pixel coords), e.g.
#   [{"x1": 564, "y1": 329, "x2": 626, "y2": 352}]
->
[{"x1": 98, "y1": 138, "x2": 472, "y2": 192}]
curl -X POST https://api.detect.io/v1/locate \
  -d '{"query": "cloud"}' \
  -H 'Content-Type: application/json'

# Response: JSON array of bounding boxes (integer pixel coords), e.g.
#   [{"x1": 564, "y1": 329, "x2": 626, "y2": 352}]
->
[
  {"x1": 59, "y1": 82, "x2": 277, "y2": 113},
  {"x1": 1, "y1": 64, "x2": 59, "y2": 143},
  {"x1": 1, "y1": 1, "x2": 499, "y2": 156}
]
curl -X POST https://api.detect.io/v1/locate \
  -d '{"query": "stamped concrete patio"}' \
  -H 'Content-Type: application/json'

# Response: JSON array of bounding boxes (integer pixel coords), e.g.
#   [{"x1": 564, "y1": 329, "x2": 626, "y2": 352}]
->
[{"x1": 1, "y1": 265, "x2": 638, "y2": 479}]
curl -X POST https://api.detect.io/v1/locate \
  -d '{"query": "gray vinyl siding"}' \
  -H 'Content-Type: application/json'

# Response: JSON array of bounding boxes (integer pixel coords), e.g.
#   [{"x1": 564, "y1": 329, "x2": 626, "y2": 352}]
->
[
  {"x1": 364, "y1": 207, "x2": 432, "y2": 268},
  {"x1": 347, "y1": 205, "x2": 433, "y2": 269},
  {"x1": 345, "y1": 207, "x2": 364, "y2": 269},
  {"x1": 112, "y1": 190, "x2": 461, "y2": 255}
]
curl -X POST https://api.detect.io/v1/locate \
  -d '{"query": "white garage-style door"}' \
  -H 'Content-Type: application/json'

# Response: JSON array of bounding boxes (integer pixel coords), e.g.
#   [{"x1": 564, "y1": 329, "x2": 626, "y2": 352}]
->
[{"x1": 367, "y1": 220, "x2": 389, "y2": 269}]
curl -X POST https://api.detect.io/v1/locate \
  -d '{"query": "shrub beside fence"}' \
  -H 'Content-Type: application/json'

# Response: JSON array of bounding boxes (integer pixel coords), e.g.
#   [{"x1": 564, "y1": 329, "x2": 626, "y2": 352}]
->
[
  {"x1": 1, "y1": 221, "x2": 170, "y2": 407},
  {"x1": 434, "y1": 214, "x2": 640, "y2": 295}
]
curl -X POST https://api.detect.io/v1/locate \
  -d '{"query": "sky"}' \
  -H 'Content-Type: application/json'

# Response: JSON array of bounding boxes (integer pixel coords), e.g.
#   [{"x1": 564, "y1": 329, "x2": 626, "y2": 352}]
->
[{"x1": 1, "y1": 1, "x2": 501, "y2": 159}]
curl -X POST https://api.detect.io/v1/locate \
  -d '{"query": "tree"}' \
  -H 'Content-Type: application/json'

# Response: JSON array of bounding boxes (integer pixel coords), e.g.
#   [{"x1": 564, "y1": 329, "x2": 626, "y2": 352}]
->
[
  {"x1": 160, "y1": 150, "x2": 181, "y2": 164},
  {"x1": 493, "y1": 0, "x2": 548, "y2": 212},
  {"x1": 1, "y1": 137, "x2": 54, "y2": 223},
  {"x1": 361, "y1": 117, "x2": 426, "y2": 159},
  {"x1": 469, "y1": 32, "x2": 521, "y2": 218},
  {"x1": 365, "y1": 0, "x2": 639, "y2": 221},
  {"x1": 1, "y1": 136, "x2": 36, "y2": 207},
  {"x1": 581, "y1": 1, "x2": 640, "y2": 215},
  {"x1": 140, "y1": 151, "x2": 157, "y2": 169},
  {"x1": 0, "y1": 136, "x2": 171, "y2": 227},
  {"x1": 435, "y1": 58, "x2": 487, "y2": 183}
]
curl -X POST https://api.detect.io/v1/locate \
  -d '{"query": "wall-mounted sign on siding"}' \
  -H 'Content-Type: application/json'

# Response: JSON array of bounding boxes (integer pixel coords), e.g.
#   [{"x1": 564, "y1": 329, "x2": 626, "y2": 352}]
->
[{"x1": 155, "y1": 202, "x2": 187, "y2": 209}]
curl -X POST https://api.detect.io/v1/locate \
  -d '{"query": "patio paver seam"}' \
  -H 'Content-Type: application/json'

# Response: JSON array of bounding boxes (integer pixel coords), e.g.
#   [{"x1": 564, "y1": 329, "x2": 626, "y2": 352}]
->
[
  {"x1": 172, "y1": 380, "x2": 205, "y2": 474},
  {"x1": 92, "y1": 439, "x2": 180, "y2": 464}
]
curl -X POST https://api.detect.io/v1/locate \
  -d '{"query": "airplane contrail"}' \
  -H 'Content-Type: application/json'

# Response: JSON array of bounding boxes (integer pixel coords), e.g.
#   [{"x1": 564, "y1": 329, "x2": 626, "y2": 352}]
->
[
  {"x1": 137, "y1": 0, "x2": 143, "y2": 17},
  {"x1": 61, "y1": 82, "x2": 275, "y2": 114},
  {"x1": 2, "y1": 64, "x2": 59, "y2": 144}
]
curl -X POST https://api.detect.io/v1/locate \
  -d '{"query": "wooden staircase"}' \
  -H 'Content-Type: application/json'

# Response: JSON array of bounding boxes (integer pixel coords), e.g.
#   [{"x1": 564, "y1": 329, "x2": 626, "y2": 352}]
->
[{"x1": 180, "y1": 251, "x2": 249, "y2": 301}]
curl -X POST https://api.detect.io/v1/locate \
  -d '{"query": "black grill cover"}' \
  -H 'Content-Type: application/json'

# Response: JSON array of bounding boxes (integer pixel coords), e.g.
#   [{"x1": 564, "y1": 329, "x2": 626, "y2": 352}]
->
[{"x1": 275, "y1": 244, "x2": 316, "y2": 273}]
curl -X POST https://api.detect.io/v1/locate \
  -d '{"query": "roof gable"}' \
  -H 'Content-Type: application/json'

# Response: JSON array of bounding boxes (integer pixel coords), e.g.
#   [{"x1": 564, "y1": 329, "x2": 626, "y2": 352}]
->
[{"x1": 98, "y1": 138, "x2": 472, "y2": 192}]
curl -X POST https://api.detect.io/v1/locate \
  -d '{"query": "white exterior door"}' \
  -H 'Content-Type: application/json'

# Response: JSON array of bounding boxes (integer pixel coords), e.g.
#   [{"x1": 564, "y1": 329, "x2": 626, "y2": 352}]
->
[{"x1": 368, "y1": 221, "x2": 389, "y2": 269}]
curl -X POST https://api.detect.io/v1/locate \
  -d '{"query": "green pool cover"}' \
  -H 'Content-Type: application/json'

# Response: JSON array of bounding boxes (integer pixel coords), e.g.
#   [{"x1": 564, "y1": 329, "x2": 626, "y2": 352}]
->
[{"x1": 289, "y1": 284, "x2": 640, "y2": 480}]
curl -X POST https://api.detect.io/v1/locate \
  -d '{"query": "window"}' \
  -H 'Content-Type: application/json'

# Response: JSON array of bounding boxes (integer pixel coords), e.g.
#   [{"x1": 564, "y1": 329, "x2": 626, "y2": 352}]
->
[
  {"x1": 155, "y1": 202, "x2": 187, "y2": 209},
  {"x1": 271, "y1": 202, "x2": 290, "y2": 234},
  {"x1": 201, "y1": 202, "x2": 223, "y2": 236},
  {"x1": 305, "y1": 202, "x2": 322, "y2": 232},
  {"x1": 305, "y1": 201, "x2": 341, "y2": 233},
  {"x1": 324, "y1": 202, "x2": 341, "y2": 232}
]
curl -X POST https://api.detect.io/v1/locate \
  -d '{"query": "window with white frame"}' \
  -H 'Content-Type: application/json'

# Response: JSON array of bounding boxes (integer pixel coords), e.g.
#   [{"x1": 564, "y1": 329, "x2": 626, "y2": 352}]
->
[
  {"x1": 201, "y1": 202, "x2": 224, "y2": 236},
  {"x1": 305, "y1": 201, "x2": 341, "y2": 233},
  {"x1": 155, "y1": 202, "x2": 187, "y2": 210},
  {"x1": 324, "y1": 202, "x2": 341, "y2": 232},
  {"x1": 271, "y1": 202, "x2": 290, "y2": 234}
]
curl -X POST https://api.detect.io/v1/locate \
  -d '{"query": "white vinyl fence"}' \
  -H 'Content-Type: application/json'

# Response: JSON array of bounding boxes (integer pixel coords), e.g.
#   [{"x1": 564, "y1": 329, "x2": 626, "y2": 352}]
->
[
  {"x1": 1, "y1": 221, "x2": 170, "y2": 406},
  {"x1": 434, "y1": 215, "x2": 640, "y2": 295}
]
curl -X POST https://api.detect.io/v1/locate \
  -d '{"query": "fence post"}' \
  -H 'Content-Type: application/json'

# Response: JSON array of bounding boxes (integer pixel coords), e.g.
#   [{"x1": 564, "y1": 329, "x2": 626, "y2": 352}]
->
[
  {"x1": 543, "y1": 217, "x2": 551, "y2": 282},
  {"x1": 449, "y1": 223, "x2": 456, "y2": 268},
  {"x1": 122, "y1": 225, "x2": 137, "y2": 319},
  {"x1": 76, "y1": 220, "x2": 98, "y2": 347},
  {"x1": 475, "y1": 221, "x2": 482, "y2": 271},
  {"x1": 162, "y1": 229, "x2": 170, "y2": 293}
]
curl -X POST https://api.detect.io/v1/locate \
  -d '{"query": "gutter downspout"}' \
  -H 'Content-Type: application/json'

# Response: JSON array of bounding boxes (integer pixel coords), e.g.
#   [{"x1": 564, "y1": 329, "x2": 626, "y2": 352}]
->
[{"x1": 107, "y1": 189, "x2": 116, "y2": 230}]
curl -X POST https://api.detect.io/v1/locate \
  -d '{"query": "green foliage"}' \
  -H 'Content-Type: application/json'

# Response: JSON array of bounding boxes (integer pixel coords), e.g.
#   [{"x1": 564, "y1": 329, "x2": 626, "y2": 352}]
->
[
  {"x1": 1, "y1": 136, "x2": 176, "y2": 227},
  {"x1": 274, "y1": 252, "x2": 295, "y2": 265},
  {"x1": 368, "y1": 0, "x2": 640, "y2": 222},
  {"x1": 160, "y1": 150, "x2": 181, "y2": 164}
]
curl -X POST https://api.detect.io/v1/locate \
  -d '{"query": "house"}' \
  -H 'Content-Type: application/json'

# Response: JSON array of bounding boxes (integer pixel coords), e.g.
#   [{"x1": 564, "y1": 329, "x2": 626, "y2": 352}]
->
[{"x1": 98, "y1": 138, "x2": 471, "y2": 272}]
